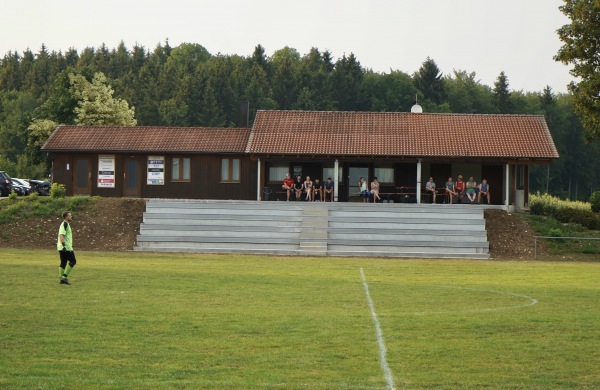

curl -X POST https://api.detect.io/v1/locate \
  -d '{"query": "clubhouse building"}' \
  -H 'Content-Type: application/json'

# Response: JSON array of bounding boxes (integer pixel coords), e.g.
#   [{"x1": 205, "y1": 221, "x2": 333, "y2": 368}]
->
[{"x1": 42, "y1": 110, "x2": 559, "y2": 210}]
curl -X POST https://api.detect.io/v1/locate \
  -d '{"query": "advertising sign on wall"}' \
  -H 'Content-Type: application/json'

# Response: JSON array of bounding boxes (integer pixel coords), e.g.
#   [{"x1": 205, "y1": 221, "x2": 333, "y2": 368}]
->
[
  {"x1": 147, "y1": 156, "x2": 165, "y2": 185},
  {"x1": 97, "y1": 155, "x2": 115, "y2": 188}
]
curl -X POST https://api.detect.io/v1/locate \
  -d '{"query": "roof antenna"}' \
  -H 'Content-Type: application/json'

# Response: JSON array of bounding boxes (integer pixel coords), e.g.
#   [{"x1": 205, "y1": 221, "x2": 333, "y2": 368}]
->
[{"x1": 411, "y1": 94, "x2": 423, "y2": 113}]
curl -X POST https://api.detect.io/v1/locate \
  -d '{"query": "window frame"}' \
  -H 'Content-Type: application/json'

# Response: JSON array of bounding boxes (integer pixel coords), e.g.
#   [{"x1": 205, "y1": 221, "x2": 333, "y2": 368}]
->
[
  {"x1": 221, "y1": 158, "x2": 241, "y2": 183},
  {"x1": 171, "y1": 156, "x2": 191, "y2": 182}
]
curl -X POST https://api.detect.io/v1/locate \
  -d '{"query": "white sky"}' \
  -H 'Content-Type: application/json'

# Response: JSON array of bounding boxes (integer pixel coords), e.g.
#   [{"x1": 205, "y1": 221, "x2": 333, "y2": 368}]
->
[{"x1": 2, "y1": 0, "x2": 573, "y2": 93}]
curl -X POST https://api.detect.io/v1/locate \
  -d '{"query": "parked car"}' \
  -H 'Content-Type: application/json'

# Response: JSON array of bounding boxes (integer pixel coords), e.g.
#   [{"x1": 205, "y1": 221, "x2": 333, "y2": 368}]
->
[
  {"x1": 29, "y1": 179, "x2": 51, "y2": 196},
  {"x1": 0, "y1": 171, "x2": 13, "y2": 197},
  {"x1": 10, "y1": 179, "x2": 27, "y2": 196},
  {"x1": 11, "y1": 178, "x2": 31, "y2": 195}
]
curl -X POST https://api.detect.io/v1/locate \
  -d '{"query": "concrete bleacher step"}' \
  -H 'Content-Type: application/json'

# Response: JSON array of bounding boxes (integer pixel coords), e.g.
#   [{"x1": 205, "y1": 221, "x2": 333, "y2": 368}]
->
[{"x1": 135, "y1": 200, "x2": 490, "y2": 259}]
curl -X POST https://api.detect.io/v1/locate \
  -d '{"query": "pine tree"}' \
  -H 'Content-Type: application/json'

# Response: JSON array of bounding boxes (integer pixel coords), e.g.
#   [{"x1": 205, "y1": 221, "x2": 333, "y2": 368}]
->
[
  {"x1": 414, "y1": 57, "x2": 445, "y2": 105},
  {"x1": 493, "y1": 71, "x2": 513, "y2": 114}
]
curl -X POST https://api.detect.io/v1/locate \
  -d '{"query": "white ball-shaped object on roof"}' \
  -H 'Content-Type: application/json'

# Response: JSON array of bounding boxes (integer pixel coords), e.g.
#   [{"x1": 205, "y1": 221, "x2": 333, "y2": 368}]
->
[{"x1": 411, "y1": 104, "x2": 423, "y2": 113}]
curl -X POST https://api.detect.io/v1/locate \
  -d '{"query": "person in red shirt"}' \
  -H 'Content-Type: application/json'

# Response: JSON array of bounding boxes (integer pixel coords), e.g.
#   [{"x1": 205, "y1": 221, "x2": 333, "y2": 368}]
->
[{"x1": 282, "y1": 173, "x2": 294, "y2": 201}]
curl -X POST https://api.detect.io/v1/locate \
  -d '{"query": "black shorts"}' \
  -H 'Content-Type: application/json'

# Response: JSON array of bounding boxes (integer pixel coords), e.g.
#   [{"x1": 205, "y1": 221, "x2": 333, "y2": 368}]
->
[{"x1": 59, "y1": 250, "x2": 76, "y2": 264}]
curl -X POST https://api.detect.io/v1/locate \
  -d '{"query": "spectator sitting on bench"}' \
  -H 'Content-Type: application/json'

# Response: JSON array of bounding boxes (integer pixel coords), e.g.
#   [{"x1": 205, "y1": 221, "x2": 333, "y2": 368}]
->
[
  {"x1": 466, "y1": 176, "x2": 478, "y2": 204},
  {"x1": 370, "y1": 177, "x2": 381, "y2": 203},
  {"x1": 359, "y1": 177, "x2": 369, "y2": 203},
  {"x1": 478, "y1": 179, "x2": 491, "y2": 204},
  {"x1": 282, "y1": 173, "x2": 294, "y2": 201},
  {"x1": 425, "y1": 177, "x2": 436, "y2": 203},
  {"x1": 445, "y1": 177, "x2": 457, "y2": 204},
  {"x1": 313, "y1": 178, "x2": 322, "y2": 202},
  {"x1": 293, "y1": 175, "x2": 304, "y2": 200},
  {"x1": 304, "y1": 176, "x2": 313, "y2": 201},
  {"x1": 324, "y1": 177, "x2": 334, "y2": 202},
  {"x1": 455, "y1": 175, "x2": 465, "y2": 202}
]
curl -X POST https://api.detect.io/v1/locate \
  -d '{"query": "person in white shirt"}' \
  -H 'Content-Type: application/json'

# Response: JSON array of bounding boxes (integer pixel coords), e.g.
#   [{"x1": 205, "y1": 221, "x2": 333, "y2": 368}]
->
[{"x1": 425, "y1": 177, "x2": 436, "y2": 203}]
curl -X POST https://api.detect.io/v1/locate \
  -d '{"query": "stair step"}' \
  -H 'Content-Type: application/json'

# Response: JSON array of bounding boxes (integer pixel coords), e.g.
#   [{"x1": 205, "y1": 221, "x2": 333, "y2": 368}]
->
[{"x1": 135, "y1": 200, "x2": 491, "y2": 259}]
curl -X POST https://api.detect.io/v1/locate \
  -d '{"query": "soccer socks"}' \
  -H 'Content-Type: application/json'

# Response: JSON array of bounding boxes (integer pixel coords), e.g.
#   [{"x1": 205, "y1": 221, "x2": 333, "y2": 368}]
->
[
  {"x1": 59, "y1": 267, "x2": 65, "y2": 278},
  {"x1": 64, "y1": 264, "x2": 73, "y2": 277}
]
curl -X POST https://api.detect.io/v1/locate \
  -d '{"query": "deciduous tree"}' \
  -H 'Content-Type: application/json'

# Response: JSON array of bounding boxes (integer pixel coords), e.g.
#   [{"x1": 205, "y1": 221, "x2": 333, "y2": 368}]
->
[
  {"x1": 69, "y1": 72, "x2": 137, "y2": 126},
  {"x1": 555, "y1": 0, "x2": 600, "y2": 141}
]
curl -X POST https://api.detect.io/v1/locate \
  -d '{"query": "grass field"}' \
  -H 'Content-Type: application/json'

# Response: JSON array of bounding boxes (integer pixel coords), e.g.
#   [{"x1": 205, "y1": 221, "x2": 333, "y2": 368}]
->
[{"x1": 1, "y1": 250, "x2": 599, "y2": 389}]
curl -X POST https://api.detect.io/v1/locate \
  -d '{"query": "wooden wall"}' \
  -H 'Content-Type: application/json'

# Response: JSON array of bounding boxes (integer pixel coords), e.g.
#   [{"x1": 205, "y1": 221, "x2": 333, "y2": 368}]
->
[{"x1": 50, "y1": 153, "x2": 257, "y2": 200}]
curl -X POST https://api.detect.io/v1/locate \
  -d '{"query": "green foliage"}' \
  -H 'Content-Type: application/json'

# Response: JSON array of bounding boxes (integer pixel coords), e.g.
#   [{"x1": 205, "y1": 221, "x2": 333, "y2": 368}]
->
[
  {"x1": 493, "y1": 71, "x2": 513, "y2": 114},
  {"x1": 444, "y1": 70, "x2": 494, "y2": 114},
  {"x1": 548, "y1": 227, "x2": 563, "y2": 237},
  {"x1": 413, "y1": 57, "x2": 445, "y2": 105},
  {"x1": 69, "y1": 72, "x2": 137, "y2": 126},
  {"x1": 8, "y1": 191, "x2": 18, "y2": 201},
  {"x1": 590, "y1": 191, "x2": 600, "y2": 213},
  {"x1": 523, "y1": 213, "x2": 600, "y2": 255},
  {"x1": 28, "y1": 118, "x2": 57, "y2": 148},
  {"x1": 530, "y1": 193, "x2": 598, "y2": 229},
  {"x1": 0, "y1": 195, "x2": 92, "y2": 223},
  {"x1": 50, "y1": 182, "x2": 66, "y2": 198},
  {"x1": 0, "y1": 90, "x2": 37, "y2": 162},
  {"x1": 0, "y1": 154, "x2": 49, "y2": 179},
  {"x1": 555, "y1": 0, "x2": 600, "y2": 141}
]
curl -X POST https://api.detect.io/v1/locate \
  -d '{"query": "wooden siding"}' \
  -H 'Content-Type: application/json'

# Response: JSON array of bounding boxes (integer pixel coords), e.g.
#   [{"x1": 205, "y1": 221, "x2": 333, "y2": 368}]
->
[{"x1": 50, "y1": 153, "x2": 256, "y2": 200}]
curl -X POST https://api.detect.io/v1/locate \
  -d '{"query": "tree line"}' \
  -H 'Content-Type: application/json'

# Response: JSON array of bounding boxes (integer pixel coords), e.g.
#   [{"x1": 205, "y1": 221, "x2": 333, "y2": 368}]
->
[{"x1": 0, "y1": 41, "x2": 598, "y2": 200}]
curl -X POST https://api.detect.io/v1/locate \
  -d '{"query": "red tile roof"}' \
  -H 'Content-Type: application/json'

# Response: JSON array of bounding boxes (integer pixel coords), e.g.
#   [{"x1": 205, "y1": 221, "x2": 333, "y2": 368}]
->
[
  {"x1": 42, "y1": 126, "x2": 250, "y2": 154},
  {"x1": 247, "y1": 110, "x2": 559, "y2": 159},
  {"x1": 42, "y1": 111, "x2": 559, "y2": 161}
]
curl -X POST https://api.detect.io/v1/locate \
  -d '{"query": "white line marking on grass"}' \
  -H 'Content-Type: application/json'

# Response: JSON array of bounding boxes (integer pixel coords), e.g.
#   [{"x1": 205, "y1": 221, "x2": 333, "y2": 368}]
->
[
  {"x1": 410, "y1": 285, "x2": 538, "y2": 316},
  {"x1": 360, "y1": 267, "x2": 395, "y2": 390}
]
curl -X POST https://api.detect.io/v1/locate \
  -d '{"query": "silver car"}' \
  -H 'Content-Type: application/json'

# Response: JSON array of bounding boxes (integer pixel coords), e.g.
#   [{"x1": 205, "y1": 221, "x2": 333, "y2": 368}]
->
[{"x1": 12, "y1": 178, "x2": 32, "y2": 195}]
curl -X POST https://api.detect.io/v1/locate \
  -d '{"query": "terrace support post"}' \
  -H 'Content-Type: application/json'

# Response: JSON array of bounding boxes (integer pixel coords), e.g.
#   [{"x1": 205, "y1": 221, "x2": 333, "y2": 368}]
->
[
  {"x1": 416, "y1": 159, "x2": 422, "y2": 204},
  {"x1": 334, "y1": 159, "x2": 339, "y2": 202},
  {"x1": 505, "y1": 163, "x2": 510, "y2": 211},
  {"x1": 257, "y1": 158, "x2": 262, "y2": 201}
]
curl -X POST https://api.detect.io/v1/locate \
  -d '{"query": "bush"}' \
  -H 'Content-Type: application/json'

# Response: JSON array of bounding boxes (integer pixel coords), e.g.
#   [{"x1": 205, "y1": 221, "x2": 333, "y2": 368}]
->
[
  {"x1": 50, "y1": 183, "x2": 66, "y2": 198},
  {"x1": 8, "y1": 191, "x2": 18, "y2": 201},
  {"x1": 552, "y1": 207, "x2": 575, "y2": 223},
  {"x1": 570, "y1": 208, "x2": 600, "y2": 230},
  {"x1": 529, "y1": 200, "x2": 545, "y2": 215},
  {"x1": 591, "y1": 191, "x2": 600, "y2": 213},
  {"x1": 548, "y1": 228, "x2": 563, "y2": 237},
  {"x1": 551, "y1": 205, "x2": 599, "y2": 229}
]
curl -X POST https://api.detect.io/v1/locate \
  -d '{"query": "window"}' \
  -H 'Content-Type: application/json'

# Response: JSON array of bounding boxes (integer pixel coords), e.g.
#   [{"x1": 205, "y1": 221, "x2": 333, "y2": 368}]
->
[
  {"x1": 322, "y1": 165, "x2": 343, "y2": 183},
  {"x1": 374, "y1": 166, "x2": 394, "y2": 184},
  {"x1": 221, "y1": 158, "x2": 240, "y2": 182},
  {"x1": 269, "y1": 164, "x2": 289, "y2": 182},
  {"x1": 171, "y1": 157, "x2": 191, "y2": 181}
]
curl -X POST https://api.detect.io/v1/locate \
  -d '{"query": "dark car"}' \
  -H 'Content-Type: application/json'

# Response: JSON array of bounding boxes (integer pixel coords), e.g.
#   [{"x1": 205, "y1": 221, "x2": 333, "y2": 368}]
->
[
  {"x1": 0, "y1": 171, "x2": 13, "y2": 197},
  {"x1": 29, "y1": 179, "x2": 51, "y2": 196},
  {"x1": 10, "y1": 178, "x2": 28, "y2": 196},
  {"x1": 12, "y1": 178, "x2": 31, "y2": 195}
]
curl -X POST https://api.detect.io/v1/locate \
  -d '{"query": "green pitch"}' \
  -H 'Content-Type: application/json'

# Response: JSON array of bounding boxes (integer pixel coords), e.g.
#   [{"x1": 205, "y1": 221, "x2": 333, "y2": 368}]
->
[{"x1": 1, "y1": 249, "x2": 598, "y2": 389}]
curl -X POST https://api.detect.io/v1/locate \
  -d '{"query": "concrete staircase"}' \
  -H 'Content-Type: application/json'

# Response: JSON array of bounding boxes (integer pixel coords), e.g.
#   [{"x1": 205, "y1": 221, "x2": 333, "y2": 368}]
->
[{"x1": 135, "y1": 200, "x2": 490, "y2": 259}]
